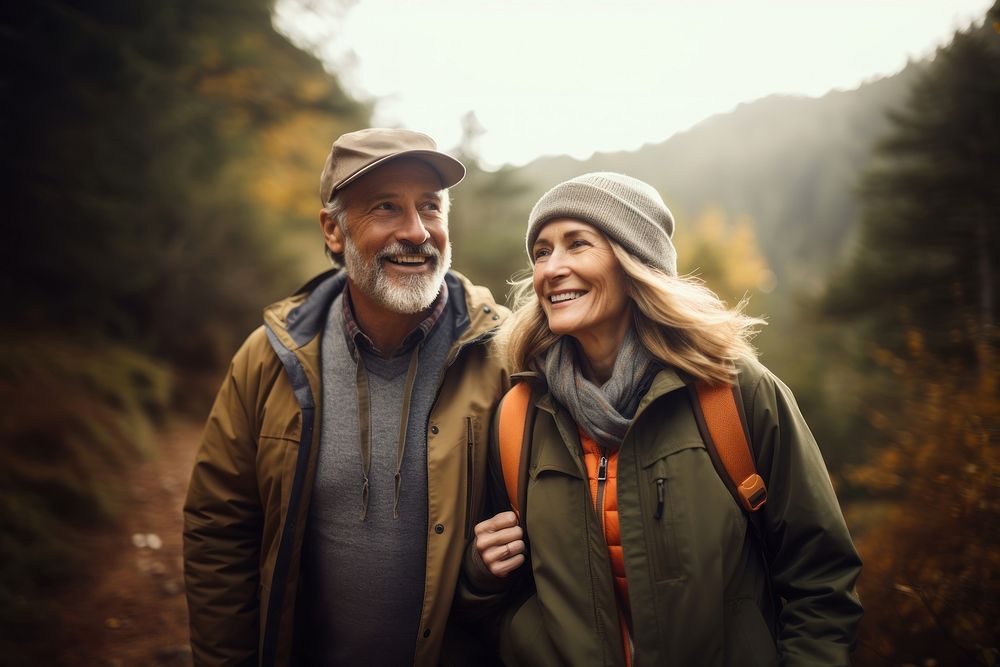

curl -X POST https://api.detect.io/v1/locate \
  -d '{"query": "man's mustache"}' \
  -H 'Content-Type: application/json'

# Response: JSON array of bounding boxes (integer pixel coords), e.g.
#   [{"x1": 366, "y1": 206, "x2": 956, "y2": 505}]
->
[{"x1": 376, "y1": 241, "x2": 440, "y2": 262}]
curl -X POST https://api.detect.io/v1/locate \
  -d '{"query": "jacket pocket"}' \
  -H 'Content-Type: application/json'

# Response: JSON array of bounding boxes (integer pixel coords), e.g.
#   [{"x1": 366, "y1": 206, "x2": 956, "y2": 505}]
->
[
  {"x1": 530, "y1": 429, "x2": 583, "y2": 479},
  {"x1": 725, "y1": 598, "x2": 779, "y2": 667},
  {"x1": 641, "y1": 441, "x2": 704, "y2": 583},
  {"x1": 258, "y1": 408, "x2": 301, "y2": 444},
  {"x1": 502, "y1": 593, "x2": 563, "y2": 667}
]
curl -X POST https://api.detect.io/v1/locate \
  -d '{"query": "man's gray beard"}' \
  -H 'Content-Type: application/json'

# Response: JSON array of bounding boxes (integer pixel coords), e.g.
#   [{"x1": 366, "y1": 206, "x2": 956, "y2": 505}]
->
[{"x1": 343, "y1": 235, "x2": 451, "y2": 314}]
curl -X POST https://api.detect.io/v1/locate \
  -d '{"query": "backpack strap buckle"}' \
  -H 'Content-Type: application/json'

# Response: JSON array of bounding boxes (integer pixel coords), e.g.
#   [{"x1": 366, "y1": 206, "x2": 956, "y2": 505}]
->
[{"x1": 739, "y1": 474, "x2": 767, "y2": 512}]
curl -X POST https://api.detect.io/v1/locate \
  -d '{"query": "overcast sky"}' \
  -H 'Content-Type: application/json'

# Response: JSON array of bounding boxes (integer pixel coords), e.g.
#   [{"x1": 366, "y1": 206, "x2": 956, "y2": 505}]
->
[{"x1": 274, "y1": 0, "x2": 991, "y2": 168}]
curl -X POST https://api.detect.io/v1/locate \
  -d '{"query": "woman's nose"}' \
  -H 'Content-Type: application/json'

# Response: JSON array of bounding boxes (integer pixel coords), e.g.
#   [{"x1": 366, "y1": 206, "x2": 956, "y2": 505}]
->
[{"x1": 539, "y1": 250, "x2": 570, "y2": 280}]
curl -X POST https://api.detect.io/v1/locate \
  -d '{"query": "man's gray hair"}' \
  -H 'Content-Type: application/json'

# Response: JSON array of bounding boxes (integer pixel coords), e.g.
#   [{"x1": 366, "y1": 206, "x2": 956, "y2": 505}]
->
[{"x1": 322, "y1": 188, "x2": 452, "y2": 267}]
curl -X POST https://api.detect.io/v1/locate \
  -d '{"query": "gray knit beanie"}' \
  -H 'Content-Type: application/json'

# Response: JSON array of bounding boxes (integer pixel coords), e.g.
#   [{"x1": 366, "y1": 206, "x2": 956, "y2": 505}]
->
[{"x1": 526, "y1": 172, "x2": 676, "y2": 276}]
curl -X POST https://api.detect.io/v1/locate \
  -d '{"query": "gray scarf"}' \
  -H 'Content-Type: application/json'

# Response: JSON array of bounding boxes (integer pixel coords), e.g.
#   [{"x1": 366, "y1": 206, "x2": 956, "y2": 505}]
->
[{"x1": 542, "y1": 327, "x2": 657, "y2": 451}]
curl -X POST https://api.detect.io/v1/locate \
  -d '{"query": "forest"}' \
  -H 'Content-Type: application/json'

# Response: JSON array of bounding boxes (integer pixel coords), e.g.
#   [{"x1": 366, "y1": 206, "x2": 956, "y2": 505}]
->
[{"x1": 0, "y1": 1, "x2": 997, "y2": 664}]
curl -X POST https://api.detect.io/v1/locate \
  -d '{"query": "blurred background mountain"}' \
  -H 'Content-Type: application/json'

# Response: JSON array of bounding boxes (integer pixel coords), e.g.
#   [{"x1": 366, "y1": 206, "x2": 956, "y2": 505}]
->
[{"x1": 1, "y1": 1, "x2": 997, "y2": 664}]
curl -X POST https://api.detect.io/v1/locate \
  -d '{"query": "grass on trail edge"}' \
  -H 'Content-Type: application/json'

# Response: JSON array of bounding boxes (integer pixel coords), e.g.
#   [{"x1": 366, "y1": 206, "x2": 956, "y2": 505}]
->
[{"x1": 0, "y1": 334, "x2": 173, "y2": 646}]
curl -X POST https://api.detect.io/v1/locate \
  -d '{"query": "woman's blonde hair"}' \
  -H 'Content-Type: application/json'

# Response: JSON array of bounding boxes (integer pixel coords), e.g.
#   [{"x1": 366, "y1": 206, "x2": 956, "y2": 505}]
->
[{"x1": 499, "y1": 238, "x2": 765, "y2": 385}]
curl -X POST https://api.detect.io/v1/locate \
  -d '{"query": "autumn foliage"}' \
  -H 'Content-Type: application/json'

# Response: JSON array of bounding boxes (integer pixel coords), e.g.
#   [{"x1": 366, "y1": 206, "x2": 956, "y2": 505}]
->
[
  {"x1": 824, "y1": 5, "x2": 1000, "y2": 663},
  {"x1": 0, "y1": 0, "x2": 368, "y2": 657},
  {"x1": 847, "y1": 330, "x2": 998, "y2": 665}
]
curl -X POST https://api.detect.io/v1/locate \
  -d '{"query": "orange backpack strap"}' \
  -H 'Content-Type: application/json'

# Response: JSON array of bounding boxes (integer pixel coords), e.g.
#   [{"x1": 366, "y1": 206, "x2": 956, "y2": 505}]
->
[
  {"x1": 691, "y1": 380, "x2": 767, "y2": 512},
  {"x1": 498, "y1": 382, "x2": 533, "y2": 517}
]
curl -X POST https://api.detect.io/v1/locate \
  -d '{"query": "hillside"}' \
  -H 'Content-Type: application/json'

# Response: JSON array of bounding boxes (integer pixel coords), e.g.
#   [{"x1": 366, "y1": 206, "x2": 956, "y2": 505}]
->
[{"x1": 461, "y1": 63, "x2": 926, "y2": 298}]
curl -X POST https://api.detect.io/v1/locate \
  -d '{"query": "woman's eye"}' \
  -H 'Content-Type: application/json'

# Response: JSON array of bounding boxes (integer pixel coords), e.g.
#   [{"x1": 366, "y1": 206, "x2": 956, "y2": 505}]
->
[
  {"x1": 533, "y1": 248, "x2": 550, "y2": 260},
  {"x1": 570, "y1": 239, "x2": 590, "y2": 249}
]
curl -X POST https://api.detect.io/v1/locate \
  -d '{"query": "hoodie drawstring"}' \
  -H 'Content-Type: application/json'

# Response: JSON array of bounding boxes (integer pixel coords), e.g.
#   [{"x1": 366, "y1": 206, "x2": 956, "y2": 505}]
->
[{"x1": 354, "y1": 344, "x2": 421, "y2": 521}]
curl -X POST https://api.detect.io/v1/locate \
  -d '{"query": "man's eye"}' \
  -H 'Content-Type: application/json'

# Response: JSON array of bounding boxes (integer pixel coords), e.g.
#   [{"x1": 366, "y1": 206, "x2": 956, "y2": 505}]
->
[
  {"x1": 422, "y1": 202, "x2": 441, "y2": 212},
  {"x1": 375, "y1": 202, "x2": 395, "y2": 211}
]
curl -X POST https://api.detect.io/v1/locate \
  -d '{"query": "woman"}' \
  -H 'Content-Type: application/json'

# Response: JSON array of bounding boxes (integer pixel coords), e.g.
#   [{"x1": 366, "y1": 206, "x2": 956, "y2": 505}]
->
[{"x1": 460, "y1": 173, "x2": 862, "y2": 666}]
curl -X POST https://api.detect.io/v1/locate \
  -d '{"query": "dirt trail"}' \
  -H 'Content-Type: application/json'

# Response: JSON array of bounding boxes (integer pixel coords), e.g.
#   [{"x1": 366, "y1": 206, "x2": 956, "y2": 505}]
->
[{"x1": 55, "y1": 419, "x2": 202, "y2": 667}]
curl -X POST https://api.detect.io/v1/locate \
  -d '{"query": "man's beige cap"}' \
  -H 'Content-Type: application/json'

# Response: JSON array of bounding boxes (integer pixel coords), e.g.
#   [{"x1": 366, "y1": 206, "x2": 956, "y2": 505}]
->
[{"x1": 319, "y1": 128, "x2": 466, "y2": 203}]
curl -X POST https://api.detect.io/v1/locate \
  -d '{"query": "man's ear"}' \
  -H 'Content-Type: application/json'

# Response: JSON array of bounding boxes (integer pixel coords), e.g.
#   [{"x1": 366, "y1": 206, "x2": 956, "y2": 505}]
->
[{"x1": 320, "y1": 209, "x2": 345, "y2": 255}]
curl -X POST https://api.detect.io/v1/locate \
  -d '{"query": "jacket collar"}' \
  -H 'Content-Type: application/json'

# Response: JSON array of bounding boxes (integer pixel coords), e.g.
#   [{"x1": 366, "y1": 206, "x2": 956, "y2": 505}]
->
[
  {"x1": 263, "y1": 269, "x2": 506, "y2": 353},
  {"x1": 513, "y1": 365, "x2": 688, "y2": 419},
  {"x1": 633, "y1": 366, "x2": 688, "y2": 416}
]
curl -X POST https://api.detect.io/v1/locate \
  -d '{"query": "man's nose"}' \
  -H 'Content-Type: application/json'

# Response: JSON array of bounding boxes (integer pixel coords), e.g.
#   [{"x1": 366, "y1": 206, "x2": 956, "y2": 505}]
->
[{"x1": 396, "y1": 206, "x2": 431, "y2": 245}]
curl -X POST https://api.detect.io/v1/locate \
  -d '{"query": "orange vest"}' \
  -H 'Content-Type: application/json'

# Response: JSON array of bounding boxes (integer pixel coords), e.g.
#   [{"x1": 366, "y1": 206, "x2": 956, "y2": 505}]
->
[{"x1": 580, "y1": 430, "x2": 633, "y2": 665}]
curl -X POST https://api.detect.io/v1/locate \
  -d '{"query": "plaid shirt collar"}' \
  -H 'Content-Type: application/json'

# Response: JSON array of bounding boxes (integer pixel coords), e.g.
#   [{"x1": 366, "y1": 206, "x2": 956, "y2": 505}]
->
[{"x1": 341, "y1": 281, "x2": 449, "y2": 358}]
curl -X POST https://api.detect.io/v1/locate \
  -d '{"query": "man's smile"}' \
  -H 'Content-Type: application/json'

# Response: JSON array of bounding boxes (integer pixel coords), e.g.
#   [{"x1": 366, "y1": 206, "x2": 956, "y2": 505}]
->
[{"x1": 385, "y1": 253, "x2": 432, "y2": 266}]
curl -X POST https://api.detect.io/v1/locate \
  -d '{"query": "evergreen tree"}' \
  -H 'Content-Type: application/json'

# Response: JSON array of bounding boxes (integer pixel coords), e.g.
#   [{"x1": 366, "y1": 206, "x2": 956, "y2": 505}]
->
[
  {"x1": 823, "y1": 4, "x2": 1000, "y2": 372},
  {"x1": 818, "y1": 6, "x2": 1000, "y2": 663},
  {"x1": 448, "y1": 111, "x2": 533, "y2": 301},
  {"x1": 0, "y1": 3, "x2": 367, "y2": 657},
  {"x1": 0, "y1": 0, "x2": 368, "y2": 367}
]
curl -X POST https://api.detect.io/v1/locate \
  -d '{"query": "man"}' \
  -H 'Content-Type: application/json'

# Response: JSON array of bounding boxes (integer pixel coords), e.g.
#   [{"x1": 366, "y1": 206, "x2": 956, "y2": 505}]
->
[{"x1": 183, "y1": 128, "x2": 510, "y2": 666}]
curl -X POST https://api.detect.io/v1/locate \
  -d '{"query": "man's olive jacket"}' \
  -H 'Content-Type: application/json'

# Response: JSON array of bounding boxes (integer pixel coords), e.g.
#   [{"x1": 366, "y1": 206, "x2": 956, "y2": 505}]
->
[
  {"x1": 462, "y1": 357, "x2": 862, "y2": 666},
  {"x1": 184, "y1": 269, "x2": 510, "y2": 666}
]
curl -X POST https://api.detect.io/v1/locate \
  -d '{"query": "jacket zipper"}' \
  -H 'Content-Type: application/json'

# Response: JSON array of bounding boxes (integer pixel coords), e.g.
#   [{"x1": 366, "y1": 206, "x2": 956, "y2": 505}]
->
[
  {"x1": 595, "y1": 450, "x2": 609, "y2": 530},
  {"x1": 465, "y1": 416, "x2": 475, "y2": 539},
  {"x1": 654, "y1": 478, "x2": 665, "y2": 520},
  {"x1": 648, "y1": 475, "x2": 678, "y2": 582}
]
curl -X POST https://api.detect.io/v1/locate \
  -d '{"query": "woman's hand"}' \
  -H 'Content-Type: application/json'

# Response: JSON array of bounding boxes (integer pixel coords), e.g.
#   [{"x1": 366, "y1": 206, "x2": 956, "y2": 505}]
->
[{"x1": 473, "y1": 511, "x2": 526, "y2": 577}]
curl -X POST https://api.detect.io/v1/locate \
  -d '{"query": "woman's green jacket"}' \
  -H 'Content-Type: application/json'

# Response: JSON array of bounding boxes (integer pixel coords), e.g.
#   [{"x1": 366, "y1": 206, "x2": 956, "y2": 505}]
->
[{"x1": 460, "y1": 356, "x2": 862, "y2": 667}]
